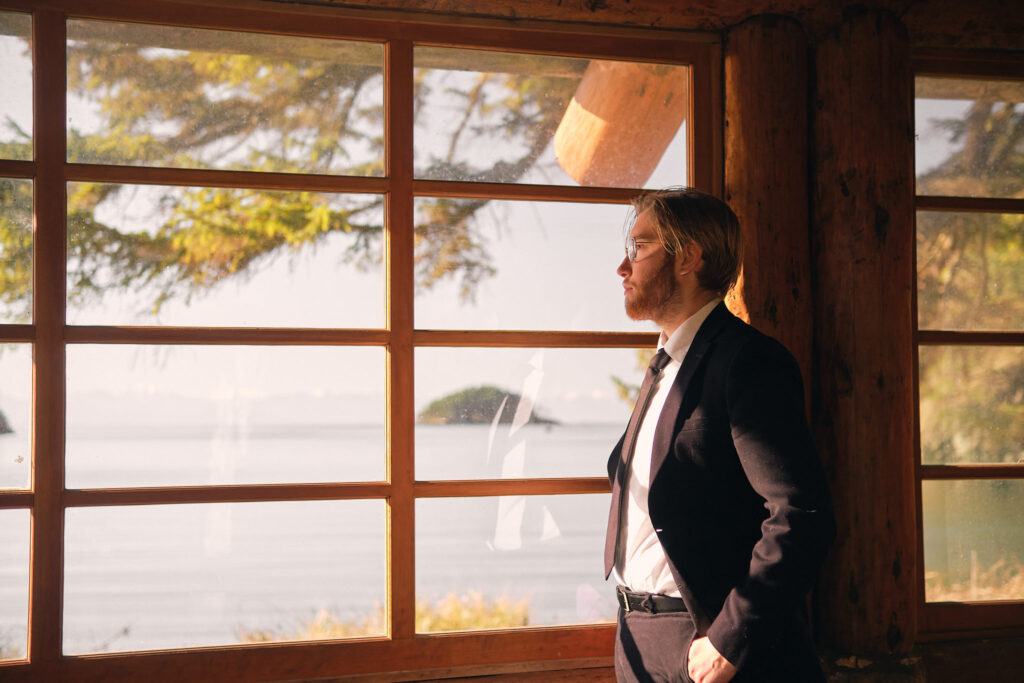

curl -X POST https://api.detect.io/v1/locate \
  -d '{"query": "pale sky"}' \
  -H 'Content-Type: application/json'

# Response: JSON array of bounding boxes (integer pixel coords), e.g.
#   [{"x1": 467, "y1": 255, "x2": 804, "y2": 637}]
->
[{"x1": 0, "y1": 19, "x2": 983, "y2": 447}]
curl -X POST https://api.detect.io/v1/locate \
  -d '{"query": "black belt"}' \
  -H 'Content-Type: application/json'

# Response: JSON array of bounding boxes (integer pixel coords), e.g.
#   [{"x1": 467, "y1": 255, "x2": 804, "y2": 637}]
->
[{"x1": 616, "y1": 586, "x2": 688, "y2": 614}]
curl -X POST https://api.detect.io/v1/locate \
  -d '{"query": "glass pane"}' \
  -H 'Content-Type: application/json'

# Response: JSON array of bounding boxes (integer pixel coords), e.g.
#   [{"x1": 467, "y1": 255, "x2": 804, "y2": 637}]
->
[
  {"x1": 918, "y1": 345, "x2": 1024, "y2": 465},
  {"x1": 66, "y1": 183, "x2": 383, "y2": 327},
  {"x1": 66, "y1": 345, "x2": 385, "y2": 487},
  {"x1": 917, "y1": 211, "x2": 1024, "y2": 332},
  {"x1": 415, "y1": 198, "x2": 651, "y2": 332},
  {"x1": 416, "y1": 347, "x2": 638, "y2": 480},
  {"x1": 67, "y1": 20, "x2": 384, "y2": 175},
  {"x1": 1, "y1": 178, "x2": 32, "y2": 324},
  {"x1": 0, "y1": 344, "x2": 31, "y2": 490},
  {"x1": 0, "y1": 508, "x2": 29, "y2": 661},
  {"x1": 64, "y1": 500, "x2": 386, "y2": 653},
  {"x1": 915, "y1": 76, "x2": 1024, "y2": 198},
  {"x1": 416, "y1": 494, "x2": 615, "y2": 632},
  {"x1": 0, "y1": 12, "x2": 31, "y2": 161},
  {"x1": 923, "y1": 479, "x2": 1024, "y2": 602},
  {"x1": 414, "y1": 47, "x2": 688, "y2": 188}
]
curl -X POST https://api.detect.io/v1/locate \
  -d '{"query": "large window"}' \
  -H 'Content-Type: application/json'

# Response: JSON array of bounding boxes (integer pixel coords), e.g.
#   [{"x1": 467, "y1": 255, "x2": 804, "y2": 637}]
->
[
  {"x1": 914, "y1": 53, "x2": 1024, "y2": 634},
  {"x1": 0, "y1": 3, "x2": 718, "y2": 678}
]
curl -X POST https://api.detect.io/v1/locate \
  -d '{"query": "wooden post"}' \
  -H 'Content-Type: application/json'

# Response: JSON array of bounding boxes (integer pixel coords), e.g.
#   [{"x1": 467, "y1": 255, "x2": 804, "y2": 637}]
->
[
  {"x1": 812, "y1": 8, "x2": 917, "y2": 656},
  {"x1": 723, "y1": 15, "x2": 812, "y2": 390},
  {"x1": 554, "y1": 60, "x2": 688, "y2": 187}
]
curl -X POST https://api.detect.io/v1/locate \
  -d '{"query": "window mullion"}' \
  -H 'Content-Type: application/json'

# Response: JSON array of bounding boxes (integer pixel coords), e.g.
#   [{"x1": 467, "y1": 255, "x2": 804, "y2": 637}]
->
[
  {"x1": 920, "y1": 465, "x2": 1024, "y2": 480},
  {"x1": 385, "y1": 36, "x2": 416, "y2": 642},
  {"x1": 917, "y1": 330, "x2": 1024, "y2": 345},
  {"x1": 916, "y1": 195, "x2": 1024, "y2": 214},
  {"x1": 30, "y1": 8, "x2": 68, "y2": 666}
]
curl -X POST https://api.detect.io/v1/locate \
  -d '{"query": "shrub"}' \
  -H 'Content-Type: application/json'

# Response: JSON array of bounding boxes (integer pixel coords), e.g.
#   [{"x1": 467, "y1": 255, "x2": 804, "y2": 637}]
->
[{"x1": 240, "y1": 590, "x2": 529, "y2": 643}]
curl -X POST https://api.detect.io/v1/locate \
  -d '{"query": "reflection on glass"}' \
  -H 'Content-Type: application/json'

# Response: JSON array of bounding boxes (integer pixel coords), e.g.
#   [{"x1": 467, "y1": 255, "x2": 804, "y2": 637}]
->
[
  {"x1": 416, "y1": 347, "x2": 637, "y2": 480},
  {"x1": 0, "y1": 344, "x2": 31, "y2": 490},
  {"x1": 66, "y1": 345, "x2": 385, "y2": 488},
  {"x1": 66, "y1": 20, "x2": 384, "y2": 175},
  {"x1": 0, "y1": 179, "x2": 32, "y2": 324},
  {"x1": 923, "y1": 480, "x2": 1024, "y2": 602},
  {"x1": 915, "y1": 76, "x2": 1024, "y2": 198},
  {"x1": 918, "y1": 345, "x2": 1024, "y2": 465},
  {"x1": 416, "y1": 494, "x2": 615, "y2": 632},
  {"x1": 66, "y1": 183, "x2": 383, "y2": 326},
  {"x1": 0, "y1": 508, "x2": 29, "y2": 661},
  {"x1": 414, "y1": 47, "x2": 688, "y2": 188},
  {"x1": 64, "y1": 500, "x2": 386, "y2": 654},
  {"x1": 0, "y1": 12, "x2": 31, "y2": 161},
  {"x1": 414, "y1": 198, "x2": 649, "y2": 331},
  {"x1": 917, "y1": 211, "x2": 1024, "y2": 332}
]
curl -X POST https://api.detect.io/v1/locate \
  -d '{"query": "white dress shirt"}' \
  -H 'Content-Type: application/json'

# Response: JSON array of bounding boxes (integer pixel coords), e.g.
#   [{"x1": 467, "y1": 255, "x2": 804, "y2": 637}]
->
[{"x1": 614, "y1": 297, "x2": 721, "y2": 595}]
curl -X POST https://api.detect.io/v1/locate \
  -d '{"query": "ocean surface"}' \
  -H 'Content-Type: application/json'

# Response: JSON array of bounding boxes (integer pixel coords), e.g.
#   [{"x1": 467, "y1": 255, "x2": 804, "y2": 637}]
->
[
  {"x1": 0, "y1": 423, "x2": 624, "y2": 657},
  {"x1": 6, "y1": 421, "x2": 1019, "y2": 658}
]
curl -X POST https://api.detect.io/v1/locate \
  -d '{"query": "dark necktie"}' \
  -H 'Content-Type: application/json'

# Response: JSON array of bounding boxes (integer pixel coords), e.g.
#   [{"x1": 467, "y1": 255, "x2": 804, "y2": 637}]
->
[{"x1": 604, "y1": 348, "x2": 672, "y2": 578}]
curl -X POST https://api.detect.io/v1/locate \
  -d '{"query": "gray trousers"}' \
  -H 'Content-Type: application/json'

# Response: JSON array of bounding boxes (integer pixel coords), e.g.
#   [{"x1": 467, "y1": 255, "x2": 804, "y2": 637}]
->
[{"x1": 614, "y1": 607, "x2": 697, "y2": 683}]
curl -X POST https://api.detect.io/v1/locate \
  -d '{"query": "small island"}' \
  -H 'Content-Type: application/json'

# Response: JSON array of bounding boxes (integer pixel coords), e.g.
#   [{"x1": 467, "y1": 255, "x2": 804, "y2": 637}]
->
[
  {"x1": 417, "y1": 385, "x2": 558, "y2": 425},
  {"x1": 0, "y1": 409, "x2": 12, "y2": 435}
]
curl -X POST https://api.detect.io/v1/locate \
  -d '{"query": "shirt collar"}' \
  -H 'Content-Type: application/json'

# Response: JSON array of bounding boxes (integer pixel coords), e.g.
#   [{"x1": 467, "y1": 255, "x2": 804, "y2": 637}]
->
[{"x1": 658, "y1": 298, "x2": 722, "y2": 363}]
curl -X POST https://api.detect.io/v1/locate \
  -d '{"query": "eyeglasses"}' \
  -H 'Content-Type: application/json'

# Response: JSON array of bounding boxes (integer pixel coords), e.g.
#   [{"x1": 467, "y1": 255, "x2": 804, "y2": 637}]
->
[{"x1": 625, "y1": 237, "x2": 659, "y2": 263}]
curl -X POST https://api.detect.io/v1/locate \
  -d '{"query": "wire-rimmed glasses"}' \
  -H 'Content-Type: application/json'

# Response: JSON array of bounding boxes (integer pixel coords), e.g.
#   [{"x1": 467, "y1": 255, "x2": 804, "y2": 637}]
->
[{"x1": 625, "y1": 237, "x2": 659, "y2": 263}]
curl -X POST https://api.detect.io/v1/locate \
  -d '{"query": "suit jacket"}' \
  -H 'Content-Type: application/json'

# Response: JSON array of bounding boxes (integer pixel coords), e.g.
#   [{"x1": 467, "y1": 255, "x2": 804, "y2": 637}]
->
[{"x1": 607, "y1": 302, "x2": 835, "y2": 682}]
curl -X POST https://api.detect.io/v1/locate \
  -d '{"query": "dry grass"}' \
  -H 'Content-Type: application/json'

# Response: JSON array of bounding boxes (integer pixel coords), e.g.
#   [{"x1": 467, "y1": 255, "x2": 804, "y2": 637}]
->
[
  {"x1": 240, "y1": 590, "x2": 530, "y2": 643},
  {"x1": 925, "y1": 554, "x2": 1024, "y2": 602},
  {"x1": 0, "y1": 635, "x2": 22, "y2": 661}
]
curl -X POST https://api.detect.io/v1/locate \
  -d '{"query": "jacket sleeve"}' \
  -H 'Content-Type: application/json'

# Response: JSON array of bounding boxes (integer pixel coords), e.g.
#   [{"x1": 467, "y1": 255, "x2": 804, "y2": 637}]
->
[{"x1": 705, "y1": 336, "x2": 835, "y2": 671}]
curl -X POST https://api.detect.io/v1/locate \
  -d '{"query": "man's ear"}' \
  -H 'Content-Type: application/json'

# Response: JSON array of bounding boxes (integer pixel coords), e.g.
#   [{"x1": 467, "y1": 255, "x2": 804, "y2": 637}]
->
[{"x1": 678, "y1": 242, "x2": 704, "y2": 276}]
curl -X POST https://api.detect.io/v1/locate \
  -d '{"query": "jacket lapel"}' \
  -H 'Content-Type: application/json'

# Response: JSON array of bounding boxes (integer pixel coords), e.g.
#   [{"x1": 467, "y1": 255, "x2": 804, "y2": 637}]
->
[{"x1": 649, "y1": 302, "x2": 734, "y2": 478}]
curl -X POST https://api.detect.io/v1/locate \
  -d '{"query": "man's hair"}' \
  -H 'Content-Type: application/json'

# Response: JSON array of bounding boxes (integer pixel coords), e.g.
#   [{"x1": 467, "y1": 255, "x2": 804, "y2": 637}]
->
[{"x1": 630, "y1": 187, "x2": 743, "y2": 296}]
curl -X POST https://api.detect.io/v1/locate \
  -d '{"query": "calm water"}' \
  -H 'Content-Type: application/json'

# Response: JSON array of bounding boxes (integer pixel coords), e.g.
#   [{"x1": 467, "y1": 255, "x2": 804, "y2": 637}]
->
[
  {"x1": 0, "y1": 423, "x2": 623, "y2": 656},
  {"x1": 3, "y1": 422, "x2": 1022, "y2": 657}
]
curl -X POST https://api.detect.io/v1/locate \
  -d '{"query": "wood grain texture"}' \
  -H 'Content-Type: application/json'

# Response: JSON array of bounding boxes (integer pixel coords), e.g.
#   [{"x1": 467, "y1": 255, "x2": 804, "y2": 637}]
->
[
  {"x1": 386, "y1": 37, "x2": 418, "y2": 643},
  {"x1": 723, "y1": 15, "x2": 812, "y2": 395},
  {"x1": 0, "y1": 626, "x2": 616, "y2": 682},
  {"x1": 254, "y1": 0, "x2": 1024, "y2": 50},
  {"x1": 920, "y1": 634, "x2": 1024, "y2": 683},
  {"x1": 811, "y1": 7, "x2": 918, "y2": 655},
  {"x1": 29, "y1": 8, "x2": 68, "y2": 665}
]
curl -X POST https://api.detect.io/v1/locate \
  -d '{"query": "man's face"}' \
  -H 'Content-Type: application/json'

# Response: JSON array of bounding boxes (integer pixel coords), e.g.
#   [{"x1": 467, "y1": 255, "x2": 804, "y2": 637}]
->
[{"x1": 617, "y1": 209, "x2": 678, "y2": 322}]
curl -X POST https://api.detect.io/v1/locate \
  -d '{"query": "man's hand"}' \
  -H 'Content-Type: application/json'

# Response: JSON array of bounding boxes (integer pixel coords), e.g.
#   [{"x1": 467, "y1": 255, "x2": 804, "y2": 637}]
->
[{"x1": 687, "y1": 636, "x2": 737, "y2": 683}]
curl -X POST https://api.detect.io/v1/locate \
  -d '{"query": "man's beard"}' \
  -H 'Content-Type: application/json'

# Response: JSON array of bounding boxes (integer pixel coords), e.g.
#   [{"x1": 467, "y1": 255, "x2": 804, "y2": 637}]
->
[{"x1": 624, "y1": 258, "x2": 677, "y2": 321}]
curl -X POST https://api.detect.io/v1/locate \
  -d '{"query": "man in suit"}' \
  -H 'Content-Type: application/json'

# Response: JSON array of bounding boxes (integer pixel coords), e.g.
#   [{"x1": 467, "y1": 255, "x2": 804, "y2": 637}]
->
[{"x1": 605, "y1": 188, "x2": 835, "y2": 683}]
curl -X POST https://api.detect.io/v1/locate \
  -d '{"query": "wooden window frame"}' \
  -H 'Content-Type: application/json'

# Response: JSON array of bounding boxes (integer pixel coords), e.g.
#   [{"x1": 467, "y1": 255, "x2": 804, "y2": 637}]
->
[
  {"x1": 0, "y1": 1, "x2": 722, "y2": 679},
  {"x1": 912, "y1": 48, "x2": 1024, "y2": 639}
]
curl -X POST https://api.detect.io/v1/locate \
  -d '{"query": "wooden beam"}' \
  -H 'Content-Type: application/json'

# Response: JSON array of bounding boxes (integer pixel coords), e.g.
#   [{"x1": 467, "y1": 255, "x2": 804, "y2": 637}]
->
[
  {"x1": 0, "y1": 625, "x2": 616, "y2": 683},
  {"x1": 64, "y1": 163, "x2": 390, "y2": 194},
  {"x1": 812, "y1": 7, "x2": 918, "y2": 655},
  {"x1": 63, "y1": 483, "x2": 391, "y2": 507},
  {"x1": 250, "y1": 0, "x2": 1024, "y2": 51},
  {"x1": 29, "y1": 8, "x2": 68, "y2": 667},
  {"x1": 723, "y1": 15, "x2": 812, "y2": 396},
  {"x1": 0, "y1": 324, "x2": 35, "y2": 342},
  {"x1": 917, "y1": 330, "x2": 1024, "y2": 346},
  {"x1": 414, "y1": 477, "x2": 609, "y2": 498},
  {"x1": 411, "y1": 180, "x2": 638, "y2": 203},
  {"x1": 0, "y1": 491, "x2": 33, "y2": 508},
  {"x1": 915, "y1": 196, "x2": 1024, "y2": 214},
  {"x1": 64, "y1": 326, "x2": 389, "y2": 345},
  {"x1": 385, "y1": 36, "x2": 417, "y2": 644},
  {"x1": 919, "y1": 465, "x2": 1024, "y2": 481},
  {"x1": 412, "y1": 330, "x2": 657, "y2": 348}
]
